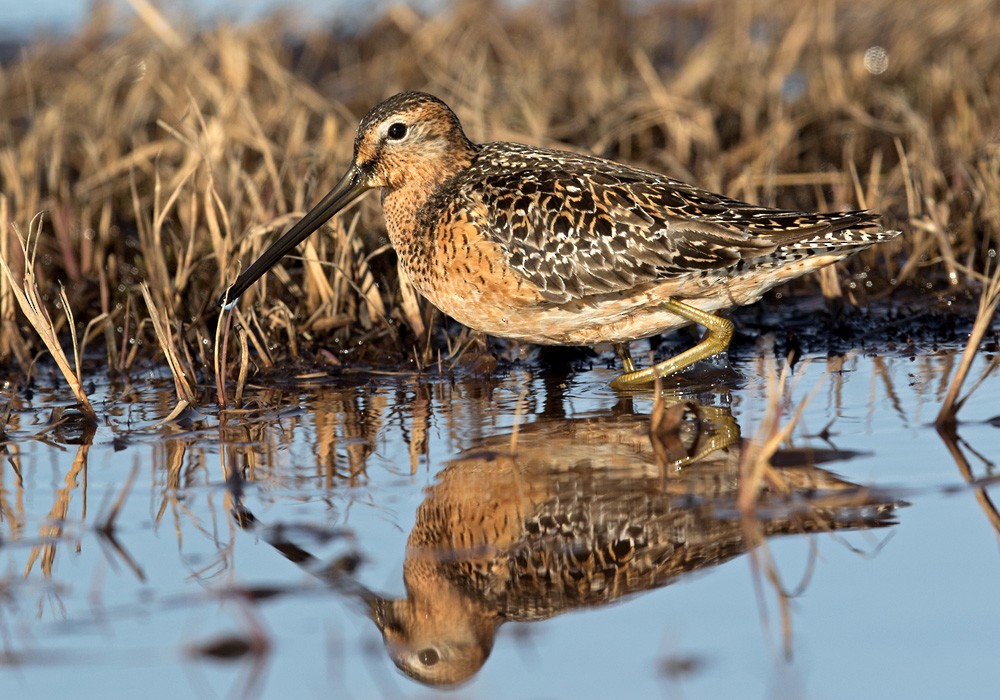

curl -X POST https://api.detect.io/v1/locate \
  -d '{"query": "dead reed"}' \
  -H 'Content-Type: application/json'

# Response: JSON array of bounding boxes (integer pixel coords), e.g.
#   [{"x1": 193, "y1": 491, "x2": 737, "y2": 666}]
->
[
  {"x1": 737, "y1": 356, "x2": 824, "y2": 658},
  {"x1": 1, "y1": 0, "x2": 998, "y2": 388},
  {"x1": 0, "y1": 215, "x2": 98, "y2": 420},
  {"x1": 935, "y1": 261, "x2": 1000, "y2": 428}
]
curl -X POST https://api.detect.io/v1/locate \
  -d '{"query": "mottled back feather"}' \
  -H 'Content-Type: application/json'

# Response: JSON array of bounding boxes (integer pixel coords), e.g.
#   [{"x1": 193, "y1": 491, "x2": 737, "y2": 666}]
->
[{"x1": 426, "y1": 142, "x2": 887, "y2": 302}]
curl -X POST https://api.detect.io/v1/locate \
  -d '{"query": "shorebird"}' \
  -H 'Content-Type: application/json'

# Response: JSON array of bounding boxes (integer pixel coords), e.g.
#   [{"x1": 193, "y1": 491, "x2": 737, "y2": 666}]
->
[
  {"x1": 220, "y1": 91, "x2": 898, "y2": 387},
  {"x1": 361, "y1": 408, "x2": 900, "y2": 685},
  {"x1": 235, "y1": 404, "x2": 902, "y2": 686}
]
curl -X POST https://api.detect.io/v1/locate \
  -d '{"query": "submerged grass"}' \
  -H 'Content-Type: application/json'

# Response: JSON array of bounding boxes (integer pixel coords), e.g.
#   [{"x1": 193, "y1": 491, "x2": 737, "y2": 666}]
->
[{"x1": 1, "y1": 0, "x2": 999, "y2": 391}]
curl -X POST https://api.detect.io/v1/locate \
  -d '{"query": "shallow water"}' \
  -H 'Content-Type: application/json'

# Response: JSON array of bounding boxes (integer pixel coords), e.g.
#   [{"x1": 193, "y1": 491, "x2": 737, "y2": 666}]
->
[{"x1": 1, "y1": 342, "x2": 998, "y2": 699}]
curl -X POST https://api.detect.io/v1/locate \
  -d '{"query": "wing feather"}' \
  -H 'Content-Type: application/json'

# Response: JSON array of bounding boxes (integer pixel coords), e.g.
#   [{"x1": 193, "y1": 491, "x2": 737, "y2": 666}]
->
[{"x1": 450, "y1": 143, "x2": 882, "y2": 302}]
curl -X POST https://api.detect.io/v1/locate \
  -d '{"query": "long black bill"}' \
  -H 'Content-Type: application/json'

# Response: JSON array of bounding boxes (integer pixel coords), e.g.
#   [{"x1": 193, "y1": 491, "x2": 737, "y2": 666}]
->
[{"x1": 218, "y1": 167, "x2": 369, "y2": 307}]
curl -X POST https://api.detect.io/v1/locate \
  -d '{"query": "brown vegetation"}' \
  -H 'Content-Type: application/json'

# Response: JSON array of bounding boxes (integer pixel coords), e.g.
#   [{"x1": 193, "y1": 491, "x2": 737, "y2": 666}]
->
[{"x1": 1, "y1": 0, "x2": 998, "y2": 396}]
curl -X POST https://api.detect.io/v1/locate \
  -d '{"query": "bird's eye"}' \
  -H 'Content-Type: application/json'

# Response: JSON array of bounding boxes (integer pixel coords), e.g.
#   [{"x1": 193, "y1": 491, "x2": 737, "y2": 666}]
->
[
  {"x1": 387, "y1": 122, "x2": 408, "y2": 140},
  {"x1": 418, "y1": 648, "x2": 440, "y2": 666}
]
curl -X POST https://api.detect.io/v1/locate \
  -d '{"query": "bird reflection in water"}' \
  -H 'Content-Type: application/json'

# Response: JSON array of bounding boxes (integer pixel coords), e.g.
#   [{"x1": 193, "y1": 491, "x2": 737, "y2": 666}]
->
[{"x1": 358, "y1": 401, "x2": 900, "y2": 686}]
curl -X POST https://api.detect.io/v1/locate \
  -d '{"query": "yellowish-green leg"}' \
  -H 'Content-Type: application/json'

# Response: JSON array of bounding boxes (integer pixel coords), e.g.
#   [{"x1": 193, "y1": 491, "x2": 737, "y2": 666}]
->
[
  {"x1": 613, "y1": 343, "x2": 636, "y2": 373},
  {"x1": 610, "y1": 299, "x2": 734, "y2": 389}
]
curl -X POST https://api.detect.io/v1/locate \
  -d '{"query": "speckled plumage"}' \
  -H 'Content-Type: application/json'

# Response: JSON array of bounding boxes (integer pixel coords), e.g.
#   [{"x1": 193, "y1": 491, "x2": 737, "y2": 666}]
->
[
  {"x1": 430, "y1": 141, "x2": 886, "y2": 301},
  {"x1": 223, "y1": 91, "x2": 900, "y2": 385},
  {"x1": 365, "y1": 408, "x2": 901, "y2": 686}
]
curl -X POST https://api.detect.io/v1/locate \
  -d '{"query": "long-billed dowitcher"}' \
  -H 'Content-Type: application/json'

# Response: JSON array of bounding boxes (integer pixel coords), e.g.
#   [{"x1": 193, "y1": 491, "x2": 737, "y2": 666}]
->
[{"x1": 221, "y1": 92, "x2": 899, "y2": 387}]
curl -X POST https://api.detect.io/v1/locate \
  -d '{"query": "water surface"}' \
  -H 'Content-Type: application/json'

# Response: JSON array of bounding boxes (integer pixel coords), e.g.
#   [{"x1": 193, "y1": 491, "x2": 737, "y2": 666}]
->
[{"x1": 1, "y1": 345, "x2": 998, "y2": 699}]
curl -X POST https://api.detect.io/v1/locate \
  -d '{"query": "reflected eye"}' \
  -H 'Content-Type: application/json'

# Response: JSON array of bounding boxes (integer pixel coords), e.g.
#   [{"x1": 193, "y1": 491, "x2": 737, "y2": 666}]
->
[
  {"x1": 418, "y1": 648, "x2": 440, "y2": 666},
  {"x1": 387, "y1": 122, "x2": 408, "y2": 140}
]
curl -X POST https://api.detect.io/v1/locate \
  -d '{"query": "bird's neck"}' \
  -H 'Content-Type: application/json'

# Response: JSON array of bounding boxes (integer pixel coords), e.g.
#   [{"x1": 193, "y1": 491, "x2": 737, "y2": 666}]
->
[
  {"x1": 382, "y1": 145, "x2": 477, "y2": 237},
  {"x1": 387, "y1": 140, "x2": 477, "y2": 203}
]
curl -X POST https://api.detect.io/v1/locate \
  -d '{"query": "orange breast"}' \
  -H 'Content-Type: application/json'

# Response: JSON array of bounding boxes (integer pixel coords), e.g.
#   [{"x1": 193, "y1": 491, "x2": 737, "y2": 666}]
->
[
  {"x1": 418, "y1": 219, "x2": 550, "y2": 332},
  {"x1": 385, "y1": 196, "x2": 549, "y2": 337}
]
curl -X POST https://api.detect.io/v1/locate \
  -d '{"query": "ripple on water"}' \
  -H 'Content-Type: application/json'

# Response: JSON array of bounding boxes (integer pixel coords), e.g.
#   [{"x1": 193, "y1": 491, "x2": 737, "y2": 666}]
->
[{"x1": 0, "y1": 348, "x2": 998, "y2": 698}]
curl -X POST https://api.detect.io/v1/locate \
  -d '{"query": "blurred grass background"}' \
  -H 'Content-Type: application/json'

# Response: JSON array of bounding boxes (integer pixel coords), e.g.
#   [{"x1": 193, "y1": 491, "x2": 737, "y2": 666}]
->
[{"x1": 1, "y1": 0, "x2": 998, "y2": 383}]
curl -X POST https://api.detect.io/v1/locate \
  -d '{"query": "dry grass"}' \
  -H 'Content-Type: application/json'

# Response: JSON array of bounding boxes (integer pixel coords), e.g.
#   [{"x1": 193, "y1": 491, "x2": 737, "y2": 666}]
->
[
  {"x1": 734, "y1": 354, "x2": 892, "y2": 658},
  {"x1": 1, "y1": 0, "x2": 999, "y2": 388},
  {"x1": 935, "y1": 261, "x2": 1000, "y2": 428},
  {"x1": 0, "y1": 215, "x2": 98, "y2": 420}
]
